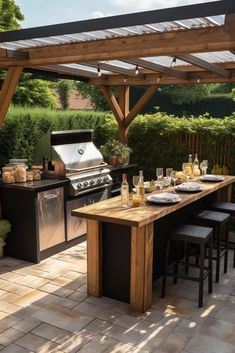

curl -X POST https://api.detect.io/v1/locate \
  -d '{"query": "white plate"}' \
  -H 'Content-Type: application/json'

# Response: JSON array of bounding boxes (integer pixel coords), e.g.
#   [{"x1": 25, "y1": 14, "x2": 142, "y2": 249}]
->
[
  {"x1": 175, "y1": 182, "x2": 203, "y2": 192},
  {"x1": 200, "y1": 174, "x2": 224, "y2": 182},
  {"x1": 147, "y1": 193, "x2": 181, "y2": 204}
]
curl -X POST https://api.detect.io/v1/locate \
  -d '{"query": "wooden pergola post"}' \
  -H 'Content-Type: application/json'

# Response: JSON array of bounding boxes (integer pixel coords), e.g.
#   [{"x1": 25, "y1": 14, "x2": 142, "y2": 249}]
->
[
  {"x1": 0, "y1": 66, "x2": 23, "y2": 127},
  {"x1": 100, "y1": 84, "x2": 158, "y2": 144}
]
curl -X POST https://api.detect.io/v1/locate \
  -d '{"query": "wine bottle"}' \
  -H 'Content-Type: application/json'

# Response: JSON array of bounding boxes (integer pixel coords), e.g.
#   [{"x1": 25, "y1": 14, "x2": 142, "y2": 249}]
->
[
  {"x1": 188, "y1": 154, "x2": 193, "y2": 177},
  {"x1": 137, "y1": 170, "x2": 145, "y2": 205},
  {"x1": 193, "y1": 153, "x2": 201, "y2": 177},
  {"x1": 121, "y1": 174, "x2": 129, "y2": 208}
]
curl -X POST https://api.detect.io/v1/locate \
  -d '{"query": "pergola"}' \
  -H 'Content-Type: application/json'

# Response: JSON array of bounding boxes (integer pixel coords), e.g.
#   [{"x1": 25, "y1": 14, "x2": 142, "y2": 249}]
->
[{"x1": 0, "y1": 0, "x2": 235, "y2": 142}]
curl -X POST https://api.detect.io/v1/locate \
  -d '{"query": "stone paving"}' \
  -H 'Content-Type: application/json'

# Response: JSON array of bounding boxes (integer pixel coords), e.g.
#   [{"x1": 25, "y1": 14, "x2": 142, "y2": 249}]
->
[{"x1": 0, "y1": 240, "x2": 234, "y2": 353}]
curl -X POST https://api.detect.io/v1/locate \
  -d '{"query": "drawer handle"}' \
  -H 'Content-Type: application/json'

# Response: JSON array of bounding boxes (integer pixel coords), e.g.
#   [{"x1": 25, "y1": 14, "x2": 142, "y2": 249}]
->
[{"x1": 43, "y1": 194, "x2": 58, "y2": 201}]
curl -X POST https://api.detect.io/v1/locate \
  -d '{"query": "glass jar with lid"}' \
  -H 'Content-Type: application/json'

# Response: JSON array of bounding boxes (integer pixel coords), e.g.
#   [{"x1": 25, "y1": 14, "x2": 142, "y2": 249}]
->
[
  {"x1": 2, "y1": 166, "x2": 15, "y2": 184},
  {"x1": 15, "y1": 165, "x2": 27, "y2": 183},
  {"x1": 31, "y1": 166, "x2": 42, "y2": 181}
]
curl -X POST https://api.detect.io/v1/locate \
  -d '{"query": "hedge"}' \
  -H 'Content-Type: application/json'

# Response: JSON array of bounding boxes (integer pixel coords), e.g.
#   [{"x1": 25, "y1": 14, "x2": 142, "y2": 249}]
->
[{"x1": 1, "y1": 107, "x2": 235, "y2": 181}]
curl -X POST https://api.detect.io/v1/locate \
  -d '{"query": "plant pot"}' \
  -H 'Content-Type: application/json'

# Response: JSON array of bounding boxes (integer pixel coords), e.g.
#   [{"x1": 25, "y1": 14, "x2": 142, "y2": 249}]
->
[
  {"x1": 0, "y1": 245, "x2": 4, "y2": 258},
  {"x1": 108, "y1": 155, "x2": 117, "y2": 166},
  {"x1": 116, "y1": 156, "x2": 123, "y2": 166}
]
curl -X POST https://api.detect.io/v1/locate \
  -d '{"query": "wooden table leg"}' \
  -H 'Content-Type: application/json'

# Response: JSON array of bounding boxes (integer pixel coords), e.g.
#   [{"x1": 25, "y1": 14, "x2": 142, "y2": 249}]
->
[
  {"x1": 130, "y1": 222, "x2": 153, "y2": 312},
  {"x1": 87, "y1": 219, "x2": 102, "y2": 297},
  {"x1": 217, "y1": 184, "x2": 232, "y2": 202}
]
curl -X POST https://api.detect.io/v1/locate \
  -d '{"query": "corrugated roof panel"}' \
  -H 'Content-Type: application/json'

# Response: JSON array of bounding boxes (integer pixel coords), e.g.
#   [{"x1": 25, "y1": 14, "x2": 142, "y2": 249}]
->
[{"x1": 194, "y1": 51, "x2": 235, "y2": 63}]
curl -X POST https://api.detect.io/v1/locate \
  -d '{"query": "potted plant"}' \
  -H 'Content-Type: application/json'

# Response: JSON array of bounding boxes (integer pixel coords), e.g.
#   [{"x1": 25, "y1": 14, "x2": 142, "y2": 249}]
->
[
  {"x1": 100, "y1": 139, "x2": 131, "y2": 166},
  {"x1": 0, "y1": 219, "x2": 11, "y2": 258}
]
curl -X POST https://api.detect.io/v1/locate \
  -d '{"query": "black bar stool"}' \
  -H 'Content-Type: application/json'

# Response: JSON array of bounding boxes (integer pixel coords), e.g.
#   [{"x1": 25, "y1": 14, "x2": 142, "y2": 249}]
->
[
  {"x1": 192, "y1": 210, "x2": 230, "y2": 283},
  {"x1": 162, "y1": 224, "x2": 213, "y2": 308},
  {"x1": 209, "y1": 201, "x2": 235, "y2": 268}
]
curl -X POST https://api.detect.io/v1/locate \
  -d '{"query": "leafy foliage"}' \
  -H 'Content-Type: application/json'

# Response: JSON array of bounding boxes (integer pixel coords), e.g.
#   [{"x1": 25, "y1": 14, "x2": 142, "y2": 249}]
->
[
  {"x1": 12, "y1": 73, "x2": 57, "y2": 109},
  {"x1": 57, "y1": 80, "x2": 73, "y2": 110},
  {"x1": 160, "y1": 84, "x2": 216, "y2": 105},
  {"x1": 0, "y1": 219, "x2": 11, "y2": 247},
  {"x1": 0, "y1": 0, "x2": 24, "y2": 31}
]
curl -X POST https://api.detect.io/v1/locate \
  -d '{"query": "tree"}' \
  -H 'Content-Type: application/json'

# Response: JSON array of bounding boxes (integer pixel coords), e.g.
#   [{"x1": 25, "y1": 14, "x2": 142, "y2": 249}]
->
[
  {"x1": 12, "y1": 73, "x2": 57, "y2": 109},
  {"x1": 232, "y1": 88, "x2": 235, "y2": 101},
  {"x1": 160, "y1": 84, "x2": 217, "y2": 105},
  {"x1": 0, "y1": 0, "x2": 24, "y2": 31}
]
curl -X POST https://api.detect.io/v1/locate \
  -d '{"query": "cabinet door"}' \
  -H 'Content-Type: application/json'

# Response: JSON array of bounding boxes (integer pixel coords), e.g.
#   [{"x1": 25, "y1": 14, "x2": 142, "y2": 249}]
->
[{"x1": 37, "y1": 187, "x2": 65, "y2": 251}]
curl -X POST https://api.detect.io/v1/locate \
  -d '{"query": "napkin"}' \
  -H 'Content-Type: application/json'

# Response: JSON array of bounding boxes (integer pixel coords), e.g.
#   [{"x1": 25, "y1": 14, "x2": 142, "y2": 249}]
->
[
  {"x1": 179, "y1": 182, "x2": 201, "y2": 190},
  {"x1": 202, "y1": 174, "x2": 223, "y2": 180},
  {"x1": 150, "y1": 193, "x2": 179, "y2": 202}
]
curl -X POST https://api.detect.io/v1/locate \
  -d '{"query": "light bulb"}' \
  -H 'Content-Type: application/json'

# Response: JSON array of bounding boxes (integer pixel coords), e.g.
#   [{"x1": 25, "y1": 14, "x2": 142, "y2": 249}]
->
[
  {"x1": 97, "y1": 66, "x2": 101, "y2": 77},
  {"x1": 135, "y1": 65, "x2": 139, "y2": 75},
  {"x1": 171, "y1": 57, "x2": 176, "y2": 68}
]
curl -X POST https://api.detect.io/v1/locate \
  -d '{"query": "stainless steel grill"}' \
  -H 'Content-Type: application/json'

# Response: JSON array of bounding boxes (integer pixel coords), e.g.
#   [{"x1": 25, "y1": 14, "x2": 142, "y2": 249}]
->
[{"x1": 35, "y1": 129, "x2": 113, "y2": 196}]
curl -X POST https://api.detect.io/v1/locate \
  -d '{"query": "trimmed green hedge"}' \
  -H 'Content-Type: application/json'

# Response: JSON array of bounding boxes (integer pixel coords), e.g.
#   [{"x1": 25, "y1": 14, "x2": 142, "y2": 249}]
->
[{"x1": 1, "y1": 107, "x2": 235, "y2": 181}]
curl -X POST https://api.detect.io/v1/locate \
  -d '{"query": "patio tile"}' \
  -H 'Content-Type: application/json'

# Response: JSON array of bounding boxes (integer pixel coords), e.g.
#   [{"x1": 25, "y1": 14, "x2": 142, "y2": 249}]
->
[
  {"x1": 13, "y1": 317, "x2": 42, "y2": 333},
  {"x1": 15, "y1": 333, "x2": 58, "y2": 353},
  {"x1": 31, "y1": 322, "x2": 73, "y2": 344},
  {"x1": 0, "y1": 343, "x2": 32, "y2": 353},
  {"x1": 31, "y1": 303, "x2": 94, "y2": 333},
  {"x1": 0, "y1": 328, "x2": 25, "y2": 347},
  {"x1": 185, "y1": 333, "x2": 235, "y2": 353},
  {"x1": 57, "y1": 329, "x2": 95, "y2": 353},
  {"x1": 174, "y1": 318, "x2": 202, "y2": 337},
  {"x1": 199, "y1": 317, "x2": 235, "y2": 345},
  {"x1": 0, "y1": 316, "x2": 22, "y2": 334},
  {"x1": 152, "y1": 331, "x2": 191, "y2": 353},
  {"x1": 39, "y1": 283, "x2": 75, "y2": 298}
]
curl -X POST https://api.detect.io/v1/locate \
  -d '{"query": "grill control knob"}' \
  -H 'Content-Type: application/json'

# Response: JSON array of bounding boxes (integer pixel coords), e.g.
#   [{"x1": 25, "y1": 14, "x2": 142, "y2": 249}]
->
[
  {"x1": 77, "y1": 182, "x2": 83, "y2": 189},
  {"x1": 90, "y1": 180, "x2": 95, "y2": 185},
  {"x1": 97, "y1": 177, "x2": 102, "y2": 183},
  {"x1": 83, "y1": 181, "x2": 88, "y2": 187},
  {"x1": 104, "y1": 176, "x2": 109, "y2": 182}
]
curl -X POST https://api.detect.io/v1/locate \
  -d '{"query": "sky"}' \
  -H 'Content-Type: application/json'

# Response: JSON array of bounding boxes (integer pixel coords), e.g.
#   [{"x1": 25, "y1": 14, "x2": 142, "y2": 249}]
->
[{"x1": 15, "y1": 0, "x2": 219, "y2": 28}]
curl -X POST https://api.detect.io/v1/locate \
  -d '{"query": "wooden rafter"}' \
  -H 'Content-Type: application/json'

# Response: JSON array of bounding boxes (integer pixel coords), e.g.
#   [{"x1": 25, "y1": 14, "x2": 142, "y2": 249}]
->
[
  {"x1": 225, "y1": 13, "x2": 235, "y2": 55},
  {"x1": 123, "y1": 58, "x2": 189, "y2": 80},
  {"x1": 80, "y1": 61, "x2": 146, "y2": 79},
  {"x1": 176, "y1": 54, "x2": 230, "y2": 78},
  {"x1": 0, "y1": 27, "x2": 234, "y2": 68},
  {"x1": 0, "y1": 66, "x2": 23, "y2": 127}
]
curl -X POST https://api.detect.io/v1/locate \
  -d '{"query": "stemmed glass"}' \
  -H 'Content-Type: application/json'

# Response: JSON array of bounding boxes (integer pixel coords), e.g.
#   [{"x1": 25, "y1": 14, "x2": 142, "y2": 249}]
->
[
  {"x1": 165, "y1": 168, "x2": 173, "y2": 186},
  {"x1": 182, "y1": 163, "x2": 191, "y2": 182},
  {"x1": 170, "y1": 170, "x2": 178, "y2": 187},
  {"x1": 156, "y1": 168, "x2": 164, "y2": 189},
  {"x1": 132, "y1": 175, "x2": 140, "y2": 190},
  {"x1": 200, "y1": 160, "x2": 208, "y2": 176}
]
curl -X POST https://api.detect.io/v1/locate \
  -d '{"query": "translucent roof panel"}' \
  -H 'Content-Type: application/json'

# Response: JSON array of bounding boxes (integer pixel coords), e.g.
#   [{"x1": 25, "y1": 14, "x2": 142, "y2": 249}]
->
[{"x1": 0, "y1": 15, "x2": 224, "y2": 51}]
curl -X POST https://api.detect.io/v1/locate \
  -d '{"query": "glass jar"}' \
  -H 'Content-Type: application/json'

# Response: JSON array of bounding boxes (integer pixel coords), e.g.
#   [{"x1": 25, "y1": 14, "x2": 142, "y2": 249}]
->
[
  {"x1": 2, "y1": 167, "x2": 15, "y2": 184},
  {"x1": 15, "y1": 165, "x2": 27, "y2": 183},
  {"x1": 26, "y1": 171, "x2": 34, "y2": 181},
  {"x1": 32, "y1": 169, "x2": 41, "y2": 181}
]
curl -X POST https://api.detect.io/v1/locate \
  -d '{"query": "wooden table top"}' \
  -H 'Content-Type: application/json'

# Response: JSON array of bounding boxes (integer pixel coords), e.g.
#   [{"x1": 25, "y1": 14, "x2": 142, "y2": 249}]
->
[{"x1": 72, "y1": 176, "x2": 235, "y2": 227}]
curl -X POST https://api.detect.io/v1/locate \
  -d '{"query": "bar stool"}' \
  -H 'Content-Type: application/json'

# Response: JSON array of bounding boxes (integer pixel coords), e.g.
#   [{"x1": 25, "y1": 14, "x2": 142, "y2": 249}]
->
[
  {"x1": 209, "y1": 201, "x2": 235, "y2": 268},
  {"x1": 192, "y1": 210, "x2": 230, "y2": 283},
  {"x1": 162, "y1": 224, "x2": 213, "y2": 307}
]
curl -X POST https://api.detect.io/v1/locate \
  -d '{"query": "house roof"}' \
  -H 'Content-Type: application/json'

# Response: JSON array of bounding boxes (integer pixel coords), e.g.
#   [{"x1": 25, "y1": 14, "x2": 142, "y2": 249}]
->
[{"x1": 0, "y1": 0, "x2": 235, "y2": 85}]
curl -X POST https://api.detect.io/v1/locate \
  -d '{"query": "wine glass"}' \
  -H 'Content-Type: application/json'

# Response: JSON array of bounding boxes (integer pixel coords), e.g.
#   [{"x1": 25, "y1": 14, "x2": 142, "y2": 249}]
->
[
  {"x1": 156, "y1": 168, "x2": 164, "y2": 189},
  {"x1": 170, "y1": 170, "x2": 178, "y2": 187},
  {"x1": 182, "y1": 162, "x2": 191, "y2": 182},
  {"x1": 165, "y1": 168, "x2": 173, "y2": 186},
  {"x1": 200, "y1": 160, "x2": 208, "y2": 176},
  {"x1": 132, "y1": 175, "x2": 140, "y2": 190}
]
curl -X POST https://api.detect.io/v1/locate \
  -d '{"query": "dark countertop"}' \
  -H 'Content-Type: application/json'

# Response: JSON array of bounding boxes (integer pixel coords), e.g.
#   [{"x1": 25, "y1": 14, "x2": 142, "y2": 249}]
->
[{"x1": 0, "y1": 178, "x2": 69, "y2": 191}]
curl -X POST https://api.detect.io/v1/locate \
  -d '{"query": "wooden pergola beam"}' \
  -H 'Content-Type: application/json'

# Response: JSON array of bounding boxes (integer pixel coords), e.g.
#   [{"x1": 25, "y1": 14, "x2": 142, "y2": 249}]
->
[
  {"x1": 124, "y1": 85, "x2": 158, "y2": 128},
  {"x1": 177, "y1": 54, "x2": 231, "y2": 78},
  {"x1": 0, "y1": 66, "x2": 23, "y2": 127},
  {"x1": 0, "y1": 27, "x2": 233, "y2": 68},
  {"x1": 100, "y1": 86, "x2": 124, "y2": 126},
  {"x1": 123, "y1": 58, "x2": 189, "y2": 81}
]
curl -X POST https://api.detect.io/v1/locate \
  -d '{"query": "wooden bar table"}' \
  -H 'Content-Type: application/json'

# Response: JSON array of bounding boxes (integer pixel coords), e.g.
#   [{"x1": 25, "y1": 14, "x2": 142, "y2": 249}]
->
[{"x1": 72, "y1": 176, "x2": 235, "y2": 312}]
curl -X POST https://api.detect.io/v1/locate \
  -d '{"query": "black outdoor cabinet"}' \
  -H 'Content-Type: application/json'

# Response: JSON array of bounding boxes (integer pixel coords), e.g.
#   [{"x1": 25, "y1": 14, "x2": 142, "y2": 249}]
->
[{"x1": 0, "y1": 179, "x2": 70, "y2": 263}]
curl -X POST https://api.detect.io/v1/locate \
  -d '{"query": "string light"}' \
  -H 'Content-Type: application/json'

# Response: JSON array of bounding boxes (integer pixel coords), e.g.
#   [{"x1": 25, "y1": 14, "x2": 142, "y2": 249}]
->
[
  {"x1": 171, "y1": 57, "x2": 177, "y2": 68},
  {"x1": 135, "y1": 64, "x2": 139, "y2": 75},
  {"x1": 197, "y1": 76, "x2": 201, "y2": 83},
  {"x1": 97, "y1": 65, "x2": 101, "y2": 77},
  {"x1": 157, "y1": 75, "x2": 161, "y2": 83}
]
